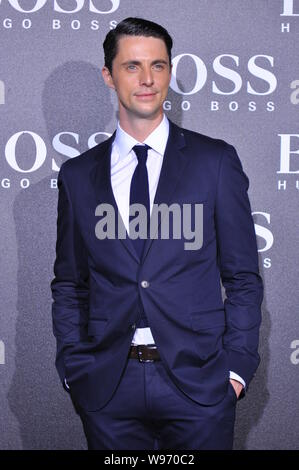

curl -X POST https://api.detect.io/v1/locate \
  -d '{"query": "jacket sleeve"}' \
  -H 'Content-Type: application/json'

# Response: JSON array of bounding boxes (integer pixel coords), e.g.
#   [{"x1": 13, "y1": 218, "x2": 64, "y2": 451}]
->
[
  {"x1": 51, "y1": 163, "x2": 90, "y2": 386},
  {"x1": 215, "y1": 143, "x2": 264, "y2": 391}
]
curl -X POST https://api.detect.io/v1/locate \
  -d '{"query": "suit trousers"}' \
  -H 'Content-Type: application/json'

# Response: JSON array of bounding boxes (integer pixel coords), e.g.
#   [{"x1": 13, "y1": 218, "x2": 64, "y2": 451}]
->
[{"x1": 76, "y1": 357, "x2": 237, "y2": 450}]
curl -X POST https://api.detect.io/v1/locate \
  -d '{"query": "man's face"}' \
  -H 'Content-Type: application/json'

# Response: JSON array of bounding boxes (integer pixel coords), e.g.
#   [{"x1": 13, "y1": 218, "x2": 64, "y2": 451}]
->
[{"x1": 102, "y1": 35, "x2": 172, "y2": 122}]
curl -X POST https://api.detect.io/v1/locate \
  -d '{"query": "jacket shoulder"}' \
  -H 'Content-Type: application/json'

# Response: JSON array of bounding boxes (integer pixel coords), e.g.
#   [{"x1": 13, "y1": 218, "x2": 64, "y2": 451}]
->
[
  {"x1": 178, "y1": 124, "x2": 234, "y2": 154},
  {"x1": 59, "y1": 134, "x2": 113, "y2": 176}
]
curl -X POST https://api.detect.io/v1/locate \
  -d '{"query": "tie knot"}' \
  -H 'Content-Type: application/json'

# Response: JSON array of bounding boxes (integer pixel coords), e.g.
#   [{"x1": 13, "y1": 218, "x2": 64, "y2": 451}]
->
[{"x1": 133, "y1": 144, "x2": 150, "y2": 164}]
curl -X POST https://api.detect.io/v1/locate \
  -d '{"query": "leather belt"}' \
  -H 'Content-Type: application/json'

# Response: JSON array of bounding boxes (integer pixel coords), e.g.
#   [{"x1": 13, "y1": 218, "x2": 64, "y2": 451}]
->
[{"x1": 129, "y1": 345, "x2": 160, "y2": 362}]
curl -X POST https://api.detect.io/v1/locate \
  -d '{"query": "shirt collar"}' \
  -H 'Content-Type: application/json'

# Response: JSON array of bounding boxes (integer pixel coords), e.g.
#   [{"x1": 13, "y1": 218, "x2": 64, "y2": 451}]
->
[{"x1": 114, "y1": 114, "x2": 169, "y2": 160}]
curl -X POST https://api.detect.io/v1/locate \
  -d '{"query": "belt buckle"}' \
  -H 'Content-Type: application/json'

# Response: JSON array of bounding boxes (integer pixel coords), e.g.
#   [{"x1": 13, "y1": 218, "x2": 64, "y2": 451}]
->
[{"x1": 137, "y1": 345, "x2": 154, "y2": 363}]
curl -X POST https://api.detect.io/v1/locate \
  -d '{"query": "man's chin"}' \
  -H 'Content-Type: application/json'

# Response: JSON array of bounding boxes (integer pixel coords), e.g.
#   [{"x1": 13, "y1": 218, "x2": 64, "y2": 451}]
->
[{"x1": 132, "y1": 107, "x2": 163, "y2": 120}]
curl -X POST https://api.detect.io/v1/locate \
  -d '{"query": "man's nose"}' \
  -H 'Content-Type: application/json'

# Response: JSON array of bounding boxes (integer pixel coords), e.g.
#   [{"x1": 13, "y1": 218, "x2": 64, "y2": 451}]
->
[{"x1": 139, "y1": 67, "x2": 154, "y2": 86}]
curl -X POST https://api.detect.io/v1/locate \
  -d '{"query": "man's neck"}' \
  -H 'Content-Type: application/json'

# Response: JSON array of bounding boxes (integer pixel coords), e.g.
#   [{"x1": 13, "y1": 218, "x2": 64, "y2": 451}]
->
[{"x1": 119, "y1": 113, "x2": 164, "y2": 142}]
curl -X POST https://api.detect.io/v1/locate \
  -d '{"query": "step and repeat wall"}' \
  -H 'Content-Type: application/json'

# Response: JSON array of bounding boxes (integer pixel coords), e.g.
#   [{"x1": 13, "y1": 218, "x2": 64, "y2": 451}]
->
[{"x1": 0, "y1": 0, "x2": 298, "y2": 450}]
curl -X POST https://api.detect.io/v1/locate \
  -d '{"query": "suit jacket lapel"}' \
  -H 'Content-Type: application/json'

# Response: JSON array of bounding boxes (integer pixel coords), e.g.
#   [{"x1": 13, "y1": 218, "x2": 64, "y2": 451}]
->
[
  {"x1": 91, "y1": 132, "x2": 140, "y2": 263},
  {"x1": 91, "y1": 121, "x2": 189, "y2": 264},
  {"x1": 141, "y1": 121, "x2": 188, "y2": 263}
]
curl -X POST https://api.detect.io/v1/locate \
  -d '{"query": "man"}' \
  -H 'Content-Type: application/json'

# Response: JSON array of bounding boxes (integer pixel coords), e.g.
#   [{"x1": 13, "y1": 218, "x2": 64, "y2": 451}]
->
[{"x1": 51, "y1": 17, "x2": 263, "y2": 450}]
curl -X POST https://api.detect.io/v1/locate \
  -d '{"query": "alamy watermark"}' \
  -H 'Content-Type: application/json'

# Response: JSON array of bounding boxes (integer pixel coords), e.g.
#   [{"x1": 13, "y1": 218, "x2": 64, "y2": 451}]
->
[
  {"x1": 290, "y1": 339, "x2": 299, "y2": 364},
  {"x1": 95, "y1": 203, "x2": 203, "y2": 251}
]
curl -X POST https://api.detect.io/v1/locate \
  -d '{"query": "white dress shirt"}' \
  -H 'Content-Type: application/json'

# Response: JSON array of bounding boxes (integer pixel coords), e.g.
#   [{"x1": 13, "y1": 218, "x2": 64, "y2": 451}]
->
[{"x1": 110, "y1": 114, "x2": 245, "y2": 389}]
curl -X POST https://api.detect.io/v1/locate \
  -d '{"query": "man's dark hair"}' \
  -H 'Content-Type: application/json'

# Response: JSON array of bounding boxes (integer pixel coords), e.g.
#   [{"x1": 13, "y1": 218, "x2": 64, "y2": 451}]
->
[{"x1": 103, "y1": 17, "x2": 173, "y2": 74}]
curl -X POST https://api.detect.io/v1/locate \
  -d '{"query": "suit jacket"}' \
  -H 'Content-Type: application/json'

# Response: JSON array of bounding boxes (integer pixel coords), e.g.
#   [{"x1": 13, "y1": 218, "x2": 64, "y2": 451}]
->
[{"x1": 51, "y1": 120, "x2": 263, "y2": 412}]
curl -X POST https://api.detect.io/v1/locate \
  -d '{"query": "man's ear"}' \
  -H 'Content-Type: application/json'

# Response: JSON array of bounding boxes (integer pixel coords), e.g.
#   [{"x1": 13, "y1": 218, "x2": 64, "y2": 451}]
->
[{"x1": 102, "y1": 66, "x2": 115, "y2": 90}]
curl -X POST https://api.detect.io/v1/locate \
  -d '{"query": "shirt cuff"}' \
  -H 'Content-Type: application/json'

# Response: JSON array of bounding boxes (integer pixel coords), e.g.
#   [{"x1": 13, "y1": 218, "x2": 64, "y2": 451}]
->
[{"x1": 229, "y1": 371, "x2": 246, "y2": 389}]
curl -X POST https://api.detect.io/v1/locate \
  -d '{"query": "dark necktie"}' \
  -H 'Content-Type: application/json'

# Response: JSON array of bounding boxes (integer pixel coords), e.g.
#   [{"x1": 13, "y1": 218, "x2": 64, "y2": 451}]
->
[{"x1": 129, "y1": 144, "x2": 150, "y2": 259}]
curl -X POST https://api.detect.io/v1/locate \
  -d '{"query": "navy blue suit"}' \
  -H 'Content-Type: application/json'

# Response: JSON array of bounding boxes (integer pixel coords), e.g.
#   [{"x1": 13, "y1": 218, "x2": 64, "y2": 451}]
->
[{"x1": 51, "y1": 120, "x2": 263, "y2": 448}]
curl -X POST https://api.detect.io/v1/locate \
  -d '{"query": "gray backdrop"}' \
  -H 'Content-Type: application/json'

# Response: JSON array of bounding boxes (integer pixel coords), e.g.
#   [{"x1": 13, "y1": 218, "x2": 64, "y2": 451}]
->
[{"x1": 0, "y1": 0, "x2": 298, "y2": 450}]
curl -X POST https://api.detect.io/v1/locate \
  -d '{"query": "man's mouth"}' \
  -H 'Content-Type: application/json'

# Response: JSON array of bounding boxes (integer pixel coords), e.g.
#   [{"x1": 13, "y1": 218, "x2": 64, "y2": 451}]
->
[{"x1": 135, "y1": 92, "x2": 157, "y2": 98}]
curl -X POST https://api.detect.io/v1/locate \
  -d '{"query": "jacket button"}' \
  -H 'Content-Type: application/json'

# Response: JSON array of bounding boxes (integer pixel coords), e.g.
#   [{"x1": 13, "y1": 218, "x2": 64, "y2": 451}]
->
[
  {"x1": 141, "y1": 280, "x2": 149, "y2": 288},
  {"x1": 131, "y1": 323, "x2": 136, "y2": 330}
]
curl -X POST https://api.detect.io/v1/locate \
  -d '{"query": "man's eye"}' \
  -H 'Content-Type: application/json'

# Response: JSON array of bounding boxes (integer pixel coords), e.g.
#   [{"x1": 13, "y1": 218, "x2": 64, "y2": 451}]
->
[
  {"x1": 153, "y1": 64, "x2": 164, "y2": 70},
  {"x1": 127, "y1": 65, "x2": 137, "y2": 70}
]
